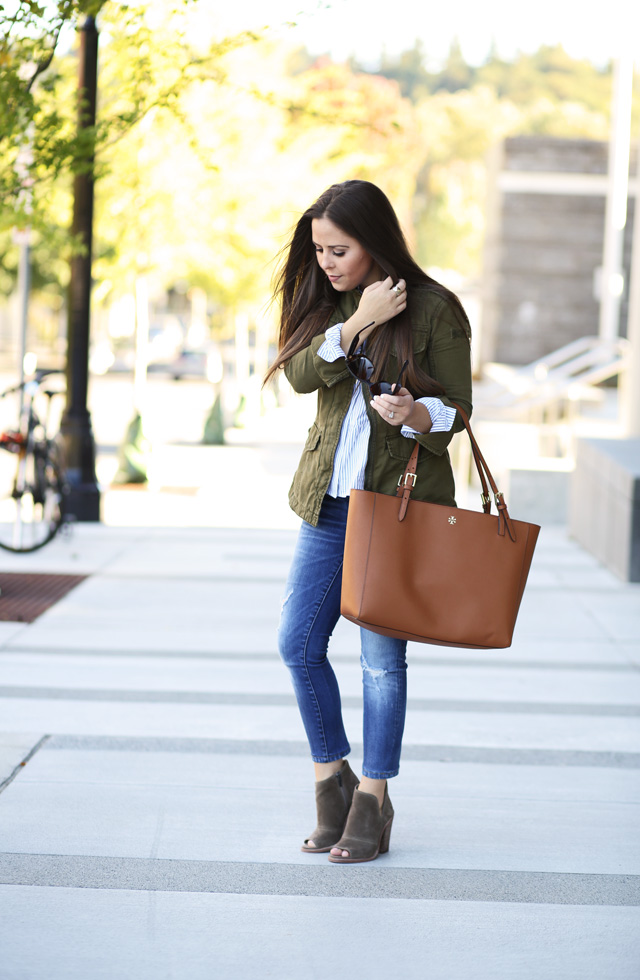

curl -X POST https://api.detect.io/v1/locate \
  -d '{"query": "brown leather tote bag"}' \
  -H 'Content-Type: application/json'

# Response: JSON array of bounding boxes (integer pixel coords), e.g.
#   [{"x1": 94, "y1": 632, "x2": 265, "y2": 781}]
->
[{"x1": 341, "y1": 404, "x2": 540, "y2": 649}]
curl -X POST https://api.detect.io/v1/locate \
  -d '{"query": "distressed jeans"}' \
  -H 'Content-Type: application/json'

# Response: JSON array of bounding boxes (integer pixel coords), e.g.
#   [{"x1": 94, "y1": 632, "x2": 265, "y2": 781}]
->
[{"x1": 277, "y1": 494, "x2": 407, "y2": 779}]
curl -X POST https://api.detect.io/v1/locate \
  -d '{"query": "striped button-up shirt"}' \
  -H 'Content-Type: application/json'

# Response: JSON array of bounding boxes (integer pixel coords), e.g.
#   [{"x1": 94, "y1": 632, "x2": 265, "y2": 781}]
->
[{"x1": 319, "y1": 323, "x2": 455, "y2": 498}]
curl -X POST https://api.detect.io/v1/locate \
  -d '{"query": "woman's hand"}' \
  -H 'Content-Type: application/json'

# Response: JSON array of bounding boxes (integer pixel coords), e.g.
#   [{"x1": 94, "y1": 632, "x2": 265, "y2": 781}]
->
[
  {"x1": 358, "y1": 276, "x2": 407, "y2": 328},
  {"x1": 370, "y1": 387, "x2": 433, "y2": 433},
  {"x1": 341, "y1": 277, "x2": 406, "y2": 351}
]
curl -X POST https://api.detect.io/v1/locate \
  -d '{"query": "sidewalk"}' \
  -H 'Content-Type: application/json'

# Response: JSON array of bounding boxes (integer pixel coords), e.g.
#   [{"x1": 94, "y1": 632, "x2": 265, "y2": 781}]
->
[{"x1": 0, "y1": 476, "x2": 639, "y2": 977}]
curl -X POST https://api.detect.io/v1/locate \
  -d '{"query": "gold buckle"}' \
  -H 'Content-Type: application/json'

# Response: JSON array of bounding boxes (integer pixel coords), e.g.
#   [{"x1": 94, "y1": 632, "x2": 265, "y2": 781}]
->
[
  {"x1": 398, "y1": 472, "x2": 417, "y2": 489},
  {"x1": 481, "y1": 492, "x2": 490, "y2": 507},
  {"x1": 494, "y1": 491, "x2": 504, "y2": 507}
]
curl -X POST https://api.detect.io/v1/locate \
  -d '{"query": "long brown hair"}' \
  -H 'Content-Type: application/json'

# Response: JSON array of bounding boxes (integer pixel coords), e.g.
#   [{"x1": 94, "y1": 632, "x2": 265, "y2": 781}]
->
[{"x1": 264, "y1": 180, "x2": 470, "y2": 396}]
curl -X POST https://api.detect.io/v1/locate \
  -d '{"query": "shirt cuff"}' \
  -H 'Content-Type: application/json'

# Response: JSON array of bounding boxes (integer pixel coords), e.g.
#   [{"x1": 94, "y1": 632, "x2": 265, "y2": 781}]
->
[
  {"x1": 317, "y1": 323, "x2": 345, "y2": 362},
  {"x1": 401, "y1": 397, "x2": 456, "y2": 438}
]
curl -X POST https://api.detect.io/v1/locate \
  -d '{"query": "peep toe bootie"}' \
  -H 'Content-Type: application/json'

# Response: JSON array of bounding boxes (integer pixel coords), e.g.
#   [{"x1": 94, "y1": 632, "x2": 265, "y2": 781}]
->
[
  {"x1": 328, "y1": 783, "x2": 394, "y2": 864},
  {"x1": 301, "y1": 761, "x2": 359, "y2": 853}
]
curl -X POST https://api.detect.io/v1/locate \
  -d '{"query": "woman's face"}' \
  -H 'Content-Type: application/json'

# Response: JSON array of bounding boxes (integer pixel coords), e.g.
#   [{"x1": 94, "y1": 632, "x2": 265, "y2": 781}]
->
[{"x1": 311, "y1": 217, "x2": 381, "y2": 292}]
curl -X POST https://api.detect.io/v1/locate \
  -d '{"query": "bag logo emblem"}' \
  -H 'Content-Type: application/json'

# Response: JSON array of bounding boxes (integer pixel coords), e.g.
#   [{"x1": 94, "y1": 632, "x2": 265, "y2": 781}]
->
[{"x1": 448, "y1": 516, "x2": 457, "y2": 525}]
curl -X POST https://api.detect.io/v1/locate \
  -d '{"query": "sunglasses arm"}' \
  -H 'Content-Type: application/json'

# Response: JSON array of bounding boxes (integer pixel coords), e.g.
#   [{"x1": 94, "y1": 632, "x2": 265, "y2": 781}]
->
[
  {"x1": 392, "y1": 359, "x2": 409, "y2": 392},
  {"x1": 346, "y1": 322, "x2": 375, "y2": 359}
]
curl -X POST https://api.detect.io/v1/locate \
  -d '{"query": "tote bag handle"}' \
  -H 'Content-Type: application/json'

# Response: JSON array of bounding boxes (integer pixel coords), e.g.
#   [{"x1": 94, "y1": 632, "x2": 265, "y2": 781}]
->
[{"x1": 395, "y1": 401, "x2": 516, "y2": 541}]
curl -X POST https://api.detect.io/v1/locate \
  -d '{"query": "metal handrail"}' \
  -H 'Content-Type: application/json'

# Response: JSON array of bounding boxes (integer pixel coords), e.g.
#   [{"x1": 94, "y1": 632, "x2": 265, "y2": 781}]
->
[{"x1": 476, "y1": 336, "x2": 630, "y2": 420}]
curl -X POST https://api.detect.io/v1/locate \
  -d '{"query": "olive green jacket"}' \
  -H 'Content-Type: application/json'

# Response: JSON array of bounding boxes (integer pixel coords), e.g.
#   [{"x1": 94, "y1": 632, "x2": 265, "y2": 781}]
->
[{"x1": 285, "y1": 286, "x2": 473, "y2": 526}]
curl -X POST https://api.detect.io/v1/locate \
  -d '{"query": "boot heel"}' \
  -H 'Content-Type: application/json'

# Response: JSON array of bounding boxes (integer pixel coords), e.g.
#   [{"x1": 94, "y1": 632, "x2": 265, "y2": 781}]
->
[{"x1": 379, "y1": 817, "x2": 393, "y2": 854}]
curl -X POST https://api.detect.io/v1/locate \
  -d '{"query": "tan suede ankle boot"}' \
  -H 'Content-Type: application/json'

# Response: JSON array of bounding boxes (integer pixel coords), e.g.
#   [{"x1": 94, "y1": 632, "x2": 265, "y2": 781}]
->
[
  {"x1": 301, "y1": 760, "x2": 359, "y2": 853},
  {"x1": 328, "y1": 783, "x2": 394, "y2": 864}
]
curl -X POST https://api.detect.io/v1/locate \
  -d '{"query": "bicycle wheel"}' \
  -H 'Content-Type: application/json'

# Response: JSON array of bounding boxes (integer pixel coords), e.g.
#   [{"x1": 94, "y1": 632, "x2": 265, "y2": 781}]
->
[{"x1": 0, "y1": 437, "x2": 66, "y2": 552}]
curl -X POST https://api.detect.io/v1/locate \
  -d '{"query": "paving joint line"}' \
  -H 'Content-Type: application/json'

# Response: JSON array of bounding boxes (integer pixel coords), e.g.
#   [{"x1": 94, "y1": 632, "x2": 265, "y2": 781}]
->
[
  {"x1": 42, "y1": 735, "x2": 640, "y2": 768},
  {"x1": 3, "y1": 648, "x2": 638, "y2": 673},
  {"x1": 1, "y1": 686, "x2": 639, "y2": 717},
  {"x1": 0, "y1": 854, "x2": 638, "y2": 905},
  {"x1": 98, "y1": 573, "x2": 289, "y2": 585},
  {"x1": 0, "y1": 735, "x2": 51, "y2": 796}
]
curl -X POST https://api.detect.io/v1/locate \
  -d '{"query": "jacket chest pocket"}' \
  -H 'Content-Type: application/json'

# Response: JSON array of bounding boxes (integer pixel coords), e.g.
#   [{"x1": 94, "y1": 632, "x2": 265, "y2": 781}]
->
[
  {"x1": 384, "y1": 435, "x2": 435, "y2": 488},
  {"x1": 385, "y1": 433, "x2": 434, "y2": 462},
  {"x1": 390, "y1": 327, "x2": 429, "y2": 361},
  {"x1": 385, "y1": 434, "x2": 414, "y2": 463}
]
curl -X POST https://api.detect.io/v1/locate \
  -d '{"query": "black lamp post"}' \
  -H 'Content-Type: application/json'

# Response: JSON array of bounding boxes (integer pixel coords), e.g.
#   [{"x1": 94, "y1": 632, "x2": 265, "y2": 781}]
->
[{"x1": 60, "y1": 15, "x2": 100, "y2": 521}]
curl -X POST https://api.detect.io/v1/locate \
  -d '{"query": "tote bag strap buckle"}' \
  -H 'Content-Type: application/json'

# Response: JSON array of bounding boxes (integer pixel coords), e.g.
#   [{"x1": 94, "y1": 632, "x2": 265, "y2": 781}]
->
[
  {"x1": 394, "y1": 402, "x2": 516, "y2": 541},
  {"x1": 397, "y1": 471, "x2": 417, "y2": 489},
  {"x1": 395, "y1": 443, "x2": 420, "y2": 521}
]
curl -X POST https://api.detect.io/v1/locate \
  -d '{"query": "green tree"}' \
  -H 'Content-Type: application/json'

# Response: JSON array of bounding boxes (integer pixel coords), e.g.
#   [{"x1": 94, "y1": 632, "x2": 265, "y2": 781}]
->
[
  {"x1": 357, "y1": 39, "x2": 633, "y2": 275},
  {"x1": 377, "y1": 40, "x2": 435, "y2": 101},
  {"x1": 0, "y1": 0, "x2": 274, "y2": 314},
  {"x1": 91, "y1": 43, "x2": 424, "y2": 324},
  {"x1": 0, "y1": 1, "x2": 268, "y2": 240},
  {"x1": 436, "y1": 38, "x2": 473, "y2": 93},
  {"x1": 2, "y1": 1, "x2": 106, "y2": 236}
]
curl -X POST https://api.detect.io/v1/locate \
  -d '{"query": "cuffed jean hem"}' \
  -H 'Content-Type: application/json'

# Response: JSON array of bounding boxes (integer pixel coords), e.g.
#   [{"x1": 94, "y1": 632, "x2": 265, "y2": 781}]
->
[
  {"x1": 362, "y1": 767, "x2": 399, "y2": 779},
  {"x1": 311, "y1": 746, "x2": 351, "y2": 764}
]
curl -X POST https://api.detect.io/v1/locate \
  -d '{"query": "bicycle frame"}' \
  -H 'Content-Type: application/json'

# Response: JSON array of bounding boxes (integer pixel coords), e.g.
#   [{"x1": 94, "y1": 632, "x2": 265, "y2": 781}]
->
[{"x1": 0, "y1": 370, "x2": 67, "y2": 552}]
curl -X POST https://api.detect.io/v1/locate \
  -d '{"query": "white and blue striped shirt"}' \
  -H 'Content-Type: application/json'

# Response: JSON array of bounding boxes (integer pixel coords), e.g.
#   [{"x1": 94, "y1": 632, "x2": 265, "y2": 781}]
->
[{"x1": 318, "y1": 323, "x2": 456, "y2": 498}]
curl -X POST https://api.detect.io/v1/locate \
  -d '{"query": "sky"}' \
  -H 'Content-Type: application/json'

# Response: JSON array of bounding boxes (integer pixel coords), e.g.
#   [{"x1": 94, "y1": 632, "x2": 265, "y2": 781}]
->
[{"x1": 218, "y1": 0, "x2": 637, "y2": 67}]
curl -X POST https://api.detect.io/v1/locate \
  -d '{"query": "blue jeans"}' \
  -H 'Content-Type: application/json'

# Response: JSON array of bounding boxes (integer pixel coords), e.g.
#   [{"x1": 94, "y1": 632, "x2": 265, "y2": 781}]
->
[{"x1": 277, "y1": 495, "x2": 407, "y2": 779}]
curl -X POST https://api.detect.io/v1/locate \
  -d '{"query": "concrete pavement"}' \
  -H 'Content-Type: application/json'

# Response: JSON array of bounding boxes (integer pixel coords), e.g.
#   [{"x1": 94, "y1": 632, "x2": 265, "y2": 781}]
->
[{"x1": 0, "y1": 453, "x2": 639, "y2": 978}]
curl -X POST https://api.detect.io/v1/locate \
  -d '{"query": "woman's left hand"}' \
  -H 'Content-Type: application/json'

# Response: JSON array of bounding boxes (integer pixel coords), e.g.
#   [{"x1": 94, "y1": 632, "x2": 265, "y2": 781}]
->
[
  {"x1": 370, "y1": 387, "x2": 414, "y2": 427},
  {"x1": 371, "y1": 388, "x2": 433, "y2": 433}
]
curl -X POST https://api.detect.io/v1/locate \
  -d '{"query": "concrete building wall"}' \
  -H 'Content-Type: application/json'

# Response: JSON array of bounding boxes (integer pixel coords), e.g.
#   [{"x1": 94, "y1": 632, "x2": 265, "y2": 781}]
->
[{"x1": 481, "y1": 136, "x2": 638, "y2": 366}]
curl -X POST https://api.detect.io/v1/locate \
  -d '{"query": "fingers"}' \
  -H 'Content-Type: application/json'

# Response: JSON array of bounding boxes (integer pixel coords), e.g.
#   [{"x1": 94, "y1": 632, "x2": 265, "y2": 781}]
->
[
  {"x1": 359, "y1": 278, "x2": 407, "y2": 326},
  {"x1": 362, "y1": 277, "x2": 406, "y2": 300},
  {"x1": 390, "y1": 279, "x2": 407, "y2": 312},
  {"x1": 379, "y1": 276, "x2": 406, "y2": 289},
  {"x1": 370, "y1": 400, "x2": 404, "y2": 426},
  {"x1": 375, "y1": 388, "x2": 408, "y2": 408},
  {"x1": 371, "y1": 389, "x2": 413, "y2": 426}
]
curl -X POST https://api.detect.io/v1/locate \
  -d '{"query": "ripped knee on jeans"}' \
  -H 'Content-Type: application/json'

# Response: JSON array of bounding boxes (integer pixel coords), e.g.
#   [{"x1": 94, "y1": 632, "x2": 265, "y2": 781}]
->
[
  {"x1": 280, "y1": 588, "x2": 294, "y2": 615},
  {"x1": 360, "y1": 652, "x2": 389, "y2": 689},
  {"x1": 277, "y1": 589, "x2": 294, "y2": 645}
]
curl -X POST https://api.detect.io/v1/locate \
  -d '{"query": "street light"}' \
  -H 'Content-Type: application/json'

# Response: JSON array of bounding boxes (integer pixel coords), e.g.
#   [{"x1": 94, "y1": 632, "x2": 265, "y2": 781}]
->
[{"x1": 59, "y1": 15, "x2": 100, "y2": 521}]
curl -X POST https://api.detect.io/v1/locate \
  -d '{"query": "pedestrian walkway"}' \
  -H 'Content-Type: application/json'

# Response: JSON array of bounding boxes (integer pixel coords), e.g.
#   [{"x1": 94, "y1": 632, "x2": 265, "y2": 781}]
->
[{"x1": 0, "y1": 513, "x2": 639, "y2": 979}]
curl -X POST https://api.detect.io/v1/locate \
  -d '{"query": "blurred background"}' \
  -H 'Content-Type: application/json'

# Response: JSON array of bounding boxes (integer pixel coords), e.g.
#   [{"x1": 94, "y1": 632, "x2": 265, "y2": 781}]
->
[{"x1": 1, "y1": 0, "x2": 639, "y2": 570}]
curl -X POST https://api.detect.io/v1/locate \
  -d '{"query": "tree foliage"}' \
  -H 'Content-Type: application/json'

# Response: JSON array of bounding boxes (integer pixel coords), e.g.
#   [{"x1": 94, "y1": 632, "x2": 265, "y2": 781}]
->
[
  {"x1": 1, "y1": 3, "x2": 423, "y2": 314},
  {"x1": 1, "y1": 1, "x2": 105, "y2": 229},
  {"x1": 1, "y1": 5, "x2": 637, "y2": 327},
  {"x1": 0, "y1": 0, "x2": 268, "y2": 233},
  {"x1": 364, "y1": 39, "x2": 615, "y2": 115},
  {"x1": 358, "y1": 39, "x2": 637, "y2": 275},
  {"x1": 92, "y1": 43, "x2": 424, "y2": 321}
]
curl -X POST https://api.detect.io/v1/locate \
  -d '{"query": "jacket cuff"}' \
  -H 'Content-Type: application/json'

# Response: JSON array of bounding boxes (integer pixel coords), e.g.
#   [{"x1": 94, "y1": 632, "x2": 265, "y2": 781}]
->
[
  {"x1": 401, "y1": 397, "x2": 456, "y2": 439},
  {"x1": 317, "y1": 323, "x2": 345, "y2": 362},
  {"x1": 309, "y1": 333, "x2": 351, "y2": 386},
  {"x1": 411, "y1": 396, "x2": 470, "y2": 456}
]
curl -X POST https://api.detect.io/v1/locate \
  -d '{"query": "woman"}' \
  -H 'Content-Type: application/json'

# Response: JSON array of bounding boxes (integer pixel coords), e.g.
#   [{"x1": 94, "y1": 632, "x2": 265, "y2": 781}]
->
[{"x1": 264, "y1": 180, "x2": 472, "y2": 863}]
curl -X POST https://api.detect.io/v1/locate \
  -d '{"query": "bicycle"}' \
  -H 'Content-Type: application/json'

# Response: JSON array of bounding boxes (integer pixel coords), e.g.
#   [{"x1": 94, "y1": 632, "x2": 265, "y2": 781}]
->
[{"x1": 0, "y1": 369, "x2": 68, "y2": 552}]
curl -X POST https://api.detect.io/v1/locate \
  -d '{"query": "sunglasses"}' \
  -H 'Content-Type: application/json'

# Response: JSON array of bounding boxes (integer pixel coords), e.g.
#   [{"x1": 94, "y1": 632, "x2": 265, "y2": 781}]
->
[{"x1": 346, "y1": 322, "x2": 409, "y2": 396}]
